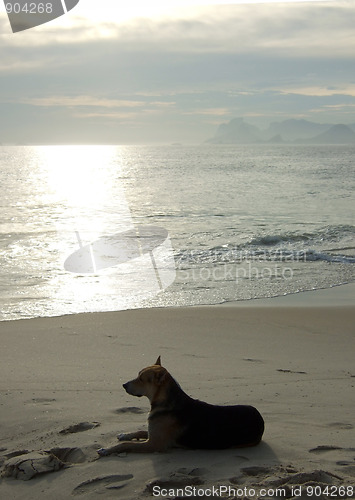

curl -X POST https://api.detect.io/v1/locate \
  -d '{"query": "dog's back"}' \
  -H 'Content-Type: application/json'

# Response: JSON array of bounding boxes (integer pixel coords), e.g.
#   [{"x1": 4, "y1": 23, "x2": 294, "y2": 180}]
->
[
  {"x1": 175, "y1": 398, "x2": 264, "y2": 449},
  {"x1": 153, "y1": 376, "x2": 264, "y2": 449}
]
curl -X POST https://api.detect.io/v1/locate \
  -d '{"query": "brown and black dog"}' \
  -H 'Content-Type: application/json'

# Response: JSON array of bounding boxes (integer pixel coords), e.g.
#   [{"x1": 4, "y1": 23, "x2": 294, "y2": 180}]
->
[{"x1": 97, "y1": 357, "x2": 264, "y2": 456}]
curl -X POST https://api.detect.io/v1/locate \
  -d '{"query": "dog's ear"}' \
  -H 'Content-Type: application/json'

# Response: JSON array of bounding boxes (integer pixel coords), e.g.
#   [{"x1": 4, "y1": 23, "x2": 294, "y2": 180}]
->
[
  {"x1": 155, "y1": 356, "x2": 161, "y2": 366},
  {"x1": 156, "y1": 370, "x2": 167, "y2": 386}
]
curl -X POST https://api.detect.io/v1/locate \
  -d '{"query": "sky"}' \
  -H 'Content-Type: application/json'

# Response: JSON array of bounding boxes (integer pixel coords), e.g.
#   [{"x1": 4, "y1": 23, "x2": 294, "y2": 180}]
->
[{"x1": 0, "y1": 0, "x2": 355, "y2": 144}]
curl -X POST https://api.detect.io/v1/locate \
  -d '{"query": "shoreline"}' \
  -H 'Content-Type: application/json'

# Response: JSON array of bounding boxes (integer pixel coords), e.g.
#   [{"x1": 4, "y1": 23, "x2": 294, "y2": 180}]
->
[
  {"x1": 1, "y1": 281, "x2": 354, "y2": 325},
  {"x1": 0, "y1": 286, "x2": 354, "y2": 498},
  {"x1": 225, "y1": 282, "x2": 355, "y2": 307}
]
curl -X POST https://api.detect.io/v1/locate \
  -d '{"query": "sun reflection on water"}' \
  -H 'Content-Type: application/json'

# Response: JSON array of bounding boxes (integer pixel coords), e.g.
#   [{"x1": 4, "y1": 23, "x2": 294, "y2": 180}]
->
[
  {"x1": 30, "y1": 145, "x2": 140, "y2": 314},
  {"x1": 39, "y1": 145, "x2": 118, "y2": 207},
  {"x1": 36, "y1": 145, "x2": 134, "y2": 241}
]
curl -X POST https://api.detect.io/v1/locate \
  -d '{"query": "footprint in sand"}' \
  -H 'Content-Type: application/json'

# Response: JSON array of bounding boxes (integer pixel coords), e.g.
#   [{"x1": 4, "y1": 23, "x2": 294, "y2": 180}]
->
[
  {"x1": 327, "y1": 422, "x2": 354, "y2": 430},
  {"x1": 113, "y1": 407, "x2": 146, "y2": 414},
  {"x1": 309, "y1": 445, "x2": 355, "y2": 477},
  {"x1": 4, "y1": 449, "x2": 29, "y2": 459},
  {"x1": 336, "y1": 464, "x2": 355, "y2": 477},
  {"x1": 27, "y1": 398, "x2": 56, "y2": 404},
  {"x1": 72, "y1": 474, "x2": 133, "y2": 495},
  {"x1": 276, "y1": 369, "x2": 307, "y2": 374},
  {"x1": 59, "y1": 422, "x2": 100, "y2": 434},
  {"x1": 261, "y1": 469, "x2": 344, "y2": 488},
  {"x1": 176, "y1": 467, "x2": 210, "y2": 477},
  {"x1": 146, "y1": 472, "x2": 204, "y2": 494},
  {"x1": 241, "y1": 465, "x2": 273, "y2": 477},
  {"x1": 309, "y1": 445, "x2": 343, "y2": 453}
]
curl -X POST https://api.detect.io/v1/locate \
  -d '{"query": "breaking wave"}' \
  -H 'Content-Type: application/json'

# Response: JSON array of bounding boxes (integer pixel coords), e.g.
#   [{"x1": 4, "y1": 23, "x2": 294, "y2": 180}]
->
[
  {"x1": 248, "y1": 224, "x2": 355, "y2": 247},
  {"x1": 176, "y1": 225, "x2": 355, "y2": 266}
]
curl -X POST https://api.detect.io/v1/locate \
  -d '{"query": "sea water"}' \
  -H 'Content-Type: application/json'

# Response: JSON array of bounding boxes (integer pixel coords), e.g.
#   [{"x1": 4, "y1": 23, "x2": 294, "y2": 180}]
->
[{"x1": 0, "y1": 144, "x2": 354, "y2": 321}]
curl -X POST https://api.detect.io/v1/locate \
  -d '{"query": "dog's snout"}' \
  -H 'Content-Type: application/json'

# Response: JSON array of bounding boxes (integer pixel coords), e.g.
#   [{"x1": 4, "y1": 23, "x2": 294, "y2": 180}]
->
[{"x1": 122, "y1": 379, "x2": 143, "y2": 397}]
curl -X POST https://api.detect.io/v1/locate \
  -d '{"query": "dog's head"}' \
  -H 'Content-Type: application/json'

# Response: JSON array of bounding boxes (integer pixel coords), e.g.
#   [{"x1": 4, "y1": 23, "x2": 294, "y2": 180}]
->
[{"x1": 123, "y1": 356, "x2": 168, "y2": 402}]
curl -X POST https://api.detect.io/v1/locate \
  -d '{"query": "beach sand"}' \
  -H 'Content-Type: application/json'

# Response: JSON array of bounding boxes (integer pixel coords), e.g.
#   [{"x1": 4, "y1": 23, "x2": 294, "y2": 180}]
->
[{"x1": 1, "y1": 285, "x2": 354, "y2": 499}]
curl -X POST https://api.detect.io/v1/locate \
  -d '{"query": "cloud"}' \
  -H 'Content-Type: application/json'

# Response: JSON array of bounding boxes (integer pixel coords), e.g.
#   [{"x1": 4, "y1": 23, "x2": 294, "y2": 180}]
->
[
  {"x1": 0, "y1": 1, "x2": 354, "y2": 143},
  {"x1": 183, "y1": 108, "x2": 232, "y2": 116},
  {"x1": 1, "y1": 91, "x2": 178, "y2": 133},
  {"x1": 70, "y1": 99, "x2": 176, "y2": 122},
  {"x1": 277, "y1": 85, "x2": 355, "y2": 98},
  {"x1": 1, "y1": 1, "x2": 355, "y2": 57},
  {"x1": 21, "y1": 95, "x2": 147, "y2": 108},
  {"x1": 322, "y1": 103, "x2": 355, "y2": 110}
]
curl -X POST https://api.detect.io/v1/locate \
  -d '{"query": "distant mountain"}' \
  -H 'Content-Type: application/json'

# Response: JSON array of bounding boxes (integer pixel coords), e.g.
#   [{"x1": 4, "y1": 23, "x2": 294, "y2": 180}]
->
[
  {"x1": 206, "y1": 118, "x2": 355, "y2": 144},
  {"x1": 206, "y1": 118, "x2": 262, "y2": 144},
  {"x1": 268, "y1": 134, "x2": 284, "y2": 144},
  {"x1": 265, "y1": 119, "x2": 330, "y2": 142},
  {"x1": 302, "y1": 124, "x2": 355, "y2": 144}
]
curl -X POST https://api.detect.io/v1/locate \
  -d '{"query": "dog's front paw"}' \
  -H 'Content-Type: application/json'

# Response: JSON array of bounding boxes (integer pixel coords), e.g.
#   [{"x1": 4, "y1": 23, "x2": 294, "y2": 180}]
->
[
  {"x1": 97, "y1": 448, "x2": 109, "y2": 457},
  {"x1": 118, "y1": 433, "x2": 128, "y2": 441}
]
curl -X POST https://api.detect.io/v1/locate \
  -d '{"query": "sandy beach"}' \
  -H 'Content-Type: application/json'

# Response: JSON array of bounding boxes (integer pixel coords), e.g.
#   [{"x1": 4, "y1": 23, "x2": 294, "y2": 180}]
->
[{"x1": 1, "y1": 285, "x2": 355, "y2": 499}]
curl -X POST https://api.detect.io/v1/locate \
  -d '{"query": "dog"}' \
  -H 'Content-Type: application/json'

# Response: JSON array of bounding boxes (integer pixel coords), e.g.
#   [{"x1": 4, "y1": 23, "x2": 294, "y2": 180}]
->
[{"x1": 97, "y1": 356, "x2": 264, "y2": 456}]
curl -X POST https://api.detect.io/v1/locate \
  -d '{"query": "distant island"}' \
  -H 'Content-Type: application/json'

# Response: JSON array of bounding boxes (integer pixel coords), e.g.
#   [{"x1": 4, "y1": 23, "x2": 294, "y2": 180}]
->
[{"x1": 206, "y1": 118, "x2": 355, "y2": 144}]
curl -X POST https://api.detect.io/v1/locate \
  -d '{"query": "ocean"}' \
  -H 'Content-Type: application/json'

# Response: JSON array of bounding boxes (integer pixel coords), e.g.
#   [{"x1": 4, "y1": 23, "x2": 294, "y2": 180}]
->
[{"x1": 0, "y1": 144, "x2": 354, "y2": 321}]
